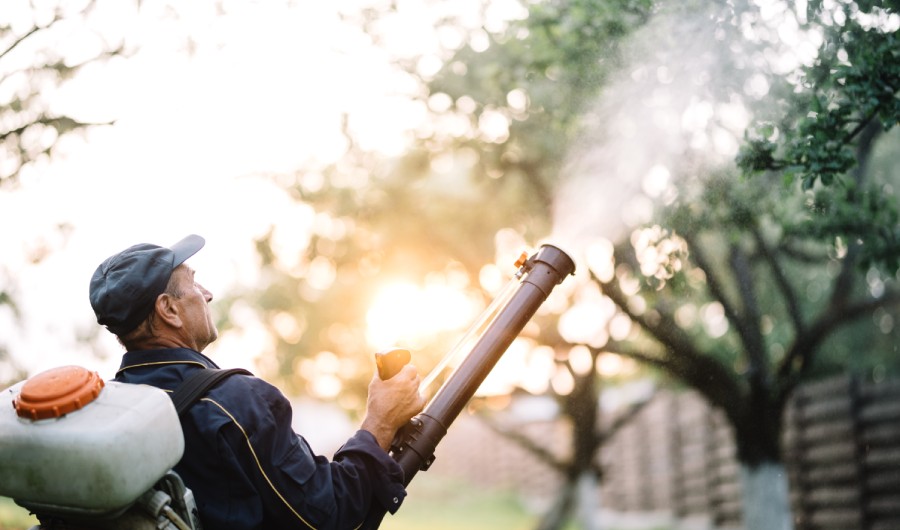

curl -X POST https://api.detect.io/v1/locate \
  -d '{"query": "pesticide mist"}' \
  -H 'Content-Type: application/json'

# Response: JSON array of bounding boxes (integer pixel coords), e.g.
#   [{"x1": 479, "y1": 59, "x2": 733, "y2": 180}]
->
[
  {"x1": 551, "y1": 1, "x2": 817, "y2": 255},
  {"x1": 547, "y1": 3, "x2": 822, "y2": 530}
]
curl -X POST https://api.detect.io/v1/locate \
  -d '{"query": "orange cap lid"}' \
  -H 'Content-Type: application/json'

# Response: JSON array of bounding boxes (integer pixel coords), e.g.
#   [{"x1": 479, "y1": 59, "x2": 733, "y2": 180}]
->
[
  {"x1": 514, "y1": 250, "x2": 529, "y2": 269},
  {"x1": 13, "y1": 365, "x2": 105, "y2": 420}
]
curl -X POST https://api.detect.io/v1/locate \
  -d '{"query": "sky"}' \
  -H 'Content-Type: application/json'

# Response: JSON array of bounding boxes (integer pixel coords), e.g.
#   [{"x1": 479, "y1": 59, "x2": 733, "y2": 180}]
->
[
  {"x1": 2, "y1": 0, "x2": 870, "y2": 385},
  {"x1": 0, "y1": 0, "x2": 455, "y2": 378},
  {"x1": 1, "y1": 0, "x2": 547, "y2": 389}
]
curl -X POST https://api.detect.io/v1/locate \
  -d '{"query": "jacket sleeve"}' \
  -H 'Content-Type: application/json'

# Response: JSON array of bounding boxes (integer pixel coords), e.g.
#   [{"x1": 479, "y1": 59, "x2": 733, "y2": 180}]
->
[{"x1": 214, "y1": 376, "x2": 407, "y2": 530}]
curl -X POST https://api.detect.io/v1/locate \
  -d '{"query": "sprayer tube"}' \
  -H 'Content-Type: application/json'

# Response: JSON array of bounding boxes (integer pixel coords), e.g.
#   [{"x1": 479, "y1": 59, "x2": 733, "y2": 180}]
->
[
  {"x1": 362, "y1": 245, "x2": 574, "y2": 529},
  {"x1": 395, "y1": 244, "x2": 573, "y2": 484}
]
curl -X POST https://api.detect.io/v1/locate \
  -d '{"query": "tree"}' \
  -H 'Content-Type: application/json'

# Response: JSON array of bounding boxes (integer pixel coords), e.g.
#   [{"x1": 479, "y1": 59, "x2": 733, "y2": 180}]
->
[
  {"x1": 0, "y1": 0, "x2": 130, "y2": 386},
  {"x1": 589, "y1": 1, "x2": 900, "y2": 529},
  {"x1": 737, "y1": 0, "x2": 900, "y2": 269},
  {"x1": 242, "y1": 1, "x2": 900, "y2": 530},
  {"x1": 407, "y1": 1, "x2": 900, "y2": 529},
  {"x1": 238, "y1": 2, "x2": 652, "y2": 529},
  {"x1": 0, "y1": 0, "x2": 126, "y2": 187},
  {"x1": 595, "y1": 168, "x2": 899, "y2": 530}
]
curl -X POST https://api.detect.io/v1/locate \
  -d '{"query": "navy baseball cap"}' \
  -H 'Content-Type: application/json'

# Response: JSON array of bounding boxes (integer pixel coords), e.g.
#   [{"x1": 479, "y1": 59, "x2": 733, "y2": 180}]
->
[{"x1": 89, "y1": 234, "x2": 205, "y2": 335}]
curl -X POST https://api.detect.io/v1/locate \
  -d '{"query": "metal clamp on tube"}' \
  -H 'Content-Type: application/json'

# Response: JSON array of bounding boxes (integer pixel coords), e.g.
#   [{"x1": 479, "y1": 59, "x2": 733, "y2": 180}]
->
[{"x1": 362, "y1": 244, "x2": 575, "y2": 529}]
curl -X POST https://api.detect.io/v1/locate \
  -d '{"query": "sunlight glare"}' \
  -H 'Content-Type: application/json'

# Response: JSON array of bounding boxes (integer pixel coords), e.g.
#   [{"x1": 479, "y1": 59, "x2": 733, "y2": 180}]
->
[
  {"x1": 568, "y1": 345, "x2": 594, "y2": 375},
  {"x1": 296, "y1": 351, "x2": 345, "y2": 399},
  {"x1": 596, "y1": 353, "x2": 624, "y2": 377},
  {"x1": 477, "y1": 341, "x2": 568, "y2": 397},
  {"x1": 558, "y1": 283, "x2": 615, "y2": 348},
  {"x1": 479, "y1": 263, "x2": 508, "y2": 294},
  {"x1": 477, "y1": 338, "x2": 530, "y2": 396},
  {"x1": 272, "y1": 311, "x2": 305, "y2": 344},
  {"x1": 521, "y1": 344, "x2": 554, "y2": 395},
  {"x1": 585, "y1": 238, "x2": 615, "y2": 283},
  {"x1": 366, "y1": 280, "x2": 479, "y2": 349},
  {"x1": 550, "y1": 366, "x2": 575, "y2": 396},
  {"x1": 701, "y1": 302, "x2": 729, "y2": 338}
]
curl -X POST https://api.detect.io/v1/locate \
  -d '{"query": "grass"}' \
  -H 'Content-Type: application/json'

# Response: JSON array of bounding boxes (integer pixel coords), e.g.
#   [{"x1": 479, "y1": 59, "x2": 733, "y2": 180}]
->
[
  {"x1": 382, "y1": 475, "x2": 677, "y2": 530},
  {"x1": 2, "y1": 477, "x2": 675, "y2": 530},
  {"x1": 382, "y1": 474, "x2": 540, "y2": 530},
  {"x1": 0, "y1": 497, "x2": 37, "y2": 530},
  {"x1": 1, "y1": 477, "x2": 533, "y2": 530}
]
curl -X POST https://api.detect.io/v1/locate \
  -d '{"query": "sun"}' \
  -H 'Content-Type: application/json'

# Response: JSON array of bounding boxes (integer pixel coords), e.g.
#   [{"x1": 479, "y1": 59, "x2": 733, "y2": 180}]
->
[{"x1": 365, "y1": 280, "x2": 480, "y2": 351}]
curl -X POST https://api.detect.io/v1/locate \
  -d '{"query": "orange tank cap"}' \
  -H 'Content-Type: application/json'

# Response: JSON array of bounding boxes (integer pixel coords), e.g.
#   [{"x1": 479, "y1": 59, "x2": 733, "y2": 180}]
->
[{"x1": 13, "y1": 365, "x2": 105, "y2": 420}]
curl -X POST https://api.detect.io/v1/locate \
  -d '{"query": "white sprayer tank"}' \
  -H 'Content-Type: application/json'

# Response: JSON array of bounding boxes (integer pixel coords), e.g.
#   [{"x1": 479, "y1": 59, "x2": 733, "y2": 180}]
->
[{"x1": 0, "y1": 365, "x2": 184, "y2": 517}]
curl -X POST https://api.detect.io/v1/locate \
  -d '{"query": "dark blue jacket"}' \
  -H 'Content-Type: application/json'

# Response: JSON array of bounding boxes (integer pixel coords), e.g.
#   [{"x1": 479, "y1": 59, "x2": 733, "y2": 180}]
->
[{"x1": 114, "y1": 348, "x2": 406, "y2": 530}]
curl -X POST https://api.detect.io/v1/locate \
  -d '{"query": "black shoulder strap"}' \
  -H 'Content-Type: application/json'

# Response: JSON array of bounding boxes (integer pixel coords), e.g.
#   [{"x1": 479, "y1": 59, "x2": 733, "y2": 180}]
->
[{"x1": 170, "y1": 368, "x2": 252, "y2": 416}]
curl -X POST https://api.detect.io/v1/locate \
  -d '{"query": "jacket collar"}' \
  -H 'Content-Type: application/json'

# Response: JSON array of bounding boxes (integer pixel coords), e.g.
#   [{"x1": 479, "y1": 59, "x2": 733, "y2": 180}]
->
[{"x1": 116, "y1": 347, "x2": 220, "y2": 376}]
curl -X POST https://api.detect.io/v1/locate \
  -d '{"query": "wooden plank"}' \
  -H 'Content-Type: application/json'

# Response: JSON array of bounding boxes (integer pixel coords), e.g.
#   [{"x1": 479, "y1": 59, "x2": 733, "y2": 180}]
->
[
  {"x1": 867, "y1": 496, "x2": 900, "y2": 517},
  {"x1": 861, "y1": 400, "x2": 900, "y2": 424},
  {"x1": 798, "y1": 396, "x2": 853, "y2": 422},
  {"x1": 858, "y1": 381, "x2": 900, "y2": 401},
  {"x1": 796, "y1": 376, "x2": 852, "y2": 398},
  {"x1": 795, "y1": 420, "x2": 854, "y2": 443},
  {"x1": 862, "y1": 423, "x2": 900, "y2": 446},
  {"x1": 872, "y1": 520, "x2": 900, "y2": 530},
  {"x1": 800, "y1": 463, "x2": 858, "y2": 485},
  {"x1": 804, "y1": 440, "x2": 857, "y2": 463},
  {"x1": 807, "y1": 508, "x2": 861, "y2": 527},
  {"x1": 803, "y1": 486, "x2": 859, "y2": 507},
  {"x1": 867, "y1": 468, "x2": 900, "y2": 492},
  {"x1": 864, "y1": 447, "x2": 900, "y2": 469}
]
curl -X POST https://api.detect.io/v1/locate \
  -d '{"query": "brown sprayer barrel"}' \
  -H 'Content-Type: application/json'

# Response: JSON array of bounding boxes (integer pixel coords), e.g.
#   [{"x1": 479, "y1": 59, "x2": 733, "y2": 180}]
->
[{"x1": 363, "y1": 244, "x2": 575, "y2": 528}]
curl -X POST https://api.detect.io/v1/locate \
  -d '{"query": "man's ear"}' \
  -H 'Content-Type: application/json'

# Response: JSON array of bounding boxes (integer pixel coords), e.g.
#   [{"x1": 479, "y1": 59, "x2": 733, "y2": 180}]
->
[{"x1": 154, "y1": 293, "x2": 182, "y2": 328}]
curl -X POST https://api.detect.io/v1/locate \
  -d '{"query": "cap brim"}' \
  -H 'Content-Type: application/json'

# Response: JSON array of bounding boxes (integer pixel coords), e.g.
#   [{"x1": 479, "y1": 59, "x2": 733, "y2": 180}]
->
[{"x1": 170, "y1": 234, "x2": 205, "y2": 267}]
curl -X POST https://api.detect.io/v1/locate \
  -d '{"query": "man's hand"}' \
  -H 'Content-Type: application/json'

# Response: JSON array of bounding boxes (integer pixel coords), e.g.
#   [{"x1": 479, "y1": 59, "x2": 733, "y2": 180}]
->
[{"x1": 361, "y1": 364, "x2": 425, "y2": 451}]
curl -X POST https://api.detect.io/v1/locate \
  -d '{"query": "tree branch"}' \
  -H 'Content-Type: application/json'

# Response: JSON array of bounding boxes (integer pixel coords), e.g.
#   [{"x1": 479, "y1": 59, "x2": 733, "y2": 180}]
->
[
  {"x1": 681, "y1": 233, "x2": 743, "y2": 332},
  {"x1": 728, "y1": 244, "x2": 767, "y2": 384},
  {"x1": 0, "y1": 115, "x2": 112, "y2": 143},
  {"x1": 475, "y1": 413, "x2": 567, "y2": 473},
  {"x1": 599, "y1": 391, "x2": 655, "y2": 442},
  {"x1": 750, "y1": 224, "x2": 805, "y2": 334},
  {"x1": 596, "y1": 340, "x2": 743, "y2": 424},
  {"x1": 777, "y1": 288, "x2": 900, "y2": 399}
]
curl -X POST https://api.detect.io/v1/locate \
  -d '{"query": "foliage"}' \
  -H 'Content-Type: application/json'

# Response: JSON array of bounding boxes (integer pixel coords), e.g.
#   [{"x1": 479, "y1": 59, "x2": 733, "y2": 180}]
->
[
  {"x1": 736, "y1": 0, "x2": 900, "y2": 269},
  {"x1": 236, "y1": 0, "x2": 653, "y2": 406},
  {"x1": 0, "y1": 0, "x2": 131, "y2": 383},
  {"x1": 0, "y1": 496, "x2": 37, "y2": 530},
  {"x1": 598, "y1": 166, "x2": 900, "y2": 464},
  {"x1": 0, "y1": 0, "x2": 125, "y2": 188},
  {"x1": 238, "y1": 0, "x2": 900, "y2": 528}
]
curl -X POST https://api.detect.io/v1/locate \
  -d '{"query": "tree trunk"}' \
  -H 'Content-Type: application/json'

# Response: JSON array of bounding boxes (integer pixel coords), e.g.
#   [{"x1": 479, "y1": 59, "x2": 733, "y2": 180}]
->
[
  {"x1": 739, "y1": 462, "x2": 793, "y2": 530},
  {"x1": 535, "y1": 479, "x2": 575, "y2": 530},
  {"x1": 575, "y1": 471, "x2": 600, "y2": 530},
  {"x1": 534, "y1": 471, "x2": 601, "y2": 530}
]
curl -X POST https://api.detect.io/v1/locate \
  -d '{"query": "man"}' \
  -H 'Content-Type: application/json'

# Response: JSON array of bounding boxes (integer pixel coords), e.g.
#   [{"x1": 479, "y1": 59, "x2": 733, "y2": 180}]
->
[{"x1": 89, "y1": 234, "x2": 425, "y2": 530}]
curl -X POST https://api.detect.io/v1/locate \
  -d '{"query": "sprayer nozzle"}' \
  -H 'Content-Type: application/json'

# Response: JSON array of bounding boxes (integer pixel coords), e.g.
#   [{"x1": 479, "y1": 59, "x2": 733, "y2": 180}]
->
[{"x1": 514, "y1": 251, "x2": 529, "y2": 269}]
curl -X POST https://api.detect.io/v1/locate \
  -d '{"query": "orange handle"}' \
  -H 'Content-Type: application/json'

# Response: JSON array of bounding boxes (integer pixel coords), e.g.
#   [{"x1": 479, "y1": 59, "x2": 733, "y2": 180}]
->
[{"x1": 375, "y1": 348, "x2": 411, "y2": 380}]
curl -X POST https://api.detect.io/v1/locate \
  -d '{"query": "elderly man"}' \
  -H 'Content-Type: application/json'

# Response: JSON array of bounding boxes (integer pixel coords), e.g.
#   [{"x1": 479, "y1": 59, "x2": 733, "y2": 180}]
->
[{"x1": 89, "y1": 234, "x2": 424, "y2": 530}]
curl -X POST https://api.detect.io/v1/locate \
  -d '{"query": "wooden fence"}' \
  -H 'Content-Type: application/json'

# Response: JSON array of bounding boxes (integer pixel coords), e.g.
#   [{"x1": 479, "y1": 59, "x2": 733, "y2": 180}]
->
[
  {"x1": 428, "y1": 375, "x2": 900, "y2": 529},
  {"x1": 598, "y1": 389, "x2": 743, "y2": 528},
  {"x1": 598, "y1": 376, "x2": 900, "y2": 529},
  {"x1": 784, "y1": 376, "x2": 900, "y2": 530}
]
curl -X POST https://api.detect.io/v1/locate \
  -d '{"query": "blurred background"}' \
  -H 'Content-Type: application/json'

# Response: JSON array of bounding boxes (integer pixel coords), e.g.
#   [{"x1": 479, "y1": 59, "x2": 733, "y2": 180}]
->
[{"x1": 1, "y1": 0, "x2": 899, "y2": 529}]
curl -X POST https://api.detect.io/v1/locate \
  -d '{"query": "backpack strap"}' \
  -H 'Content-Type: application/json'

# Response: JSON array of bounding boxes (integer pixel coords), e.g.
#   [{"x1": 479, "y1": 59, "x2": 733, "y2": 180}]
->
[{"x1": 170, "y1": 368, "x2": 252, "y2": 416}]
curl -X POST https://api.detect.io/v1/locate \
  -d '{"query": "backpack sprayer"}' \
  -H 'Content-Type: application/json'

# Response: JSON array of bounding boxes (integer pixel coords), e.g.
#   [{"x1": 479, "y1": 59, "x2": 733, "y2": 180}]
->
[
  {"x1": 0, "y1": 244, "x2": 574, "y2": 530},
  {"x1": 365, "y1": 243, "x2": 575, "y2": 528},
  {"x1": 0, "y1": 366, "x2": 201, "y2": 530}
]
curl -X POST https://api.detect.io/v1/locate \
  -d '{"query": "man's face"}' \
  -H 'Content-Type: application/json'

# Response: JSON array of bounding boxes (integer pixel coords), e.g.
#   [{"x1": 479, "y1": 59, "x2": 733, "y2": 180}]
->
[{"x1": 169, "y1": 264, "x2": 219, "y2": 351}]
